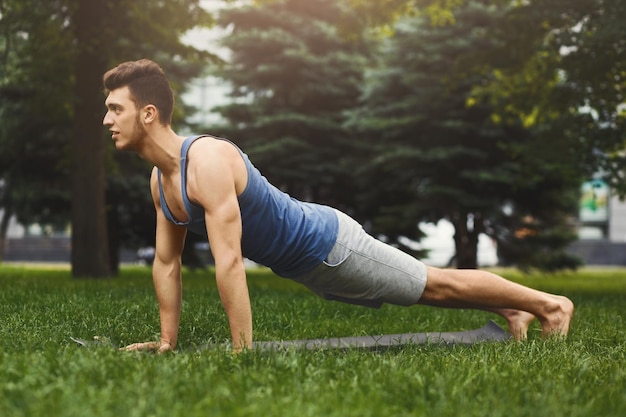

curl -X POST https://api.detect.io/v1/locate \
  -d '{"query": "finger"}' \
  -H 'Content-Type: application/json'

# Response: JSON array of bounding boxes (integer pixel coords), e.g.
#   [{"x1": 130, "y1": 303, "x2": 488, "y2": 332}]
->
[
  {"x1": 119, "y1": 342, "x2": 158, "y2": 352},
  {"x1": 157, "y1": 342, "x2": 173, "y2": 354},
  {"x1": 119, "y1": 344, "x2": 139, "y2": 352}
]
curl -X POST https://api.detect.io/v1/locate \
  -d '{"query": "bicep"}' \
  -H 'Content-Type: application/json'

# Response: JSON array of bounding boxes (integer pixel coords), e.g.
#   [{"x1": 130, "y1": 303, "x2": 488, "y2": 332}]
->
[
  {"x1": 204, "y1": 194, "x2": 243, "y2": 266},
  {"x1": 189, "y1": 155, "x2": 243, "y2": 268}
]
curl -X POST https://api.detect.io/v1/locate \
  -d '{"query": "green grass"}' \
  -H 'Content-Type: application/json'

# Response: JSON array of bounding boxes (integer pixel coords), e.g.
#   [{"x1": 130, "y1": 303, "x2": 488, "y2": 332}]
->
[{"x1": 0, "y1": 264, "x2": 624, "y2": 417}]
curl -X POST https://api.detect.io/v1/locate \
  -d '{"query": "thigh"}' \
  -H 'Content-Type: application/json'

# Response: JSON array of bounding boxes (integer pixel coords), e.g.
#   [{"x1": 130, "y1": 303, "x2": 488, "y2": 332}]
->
[{"x1": 296, "y1": 210, "x2": 427, "y2": 307}]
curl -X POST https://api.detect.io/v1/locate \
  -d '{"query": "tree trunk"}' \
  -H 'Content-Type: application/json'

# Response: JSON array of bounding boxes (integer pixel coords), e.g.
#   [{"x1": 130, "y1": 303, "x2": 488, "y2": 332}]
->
[
  {"x1": 71, "y1": 0, "x2": 112, "y2": 278},
  {"x1": 451, "y1": 213, "x2": 479, "y2": 269},
  {"x1": 0, "y1": 207, "x2": 11, "y2": 263},
  {"x1": 107, "y1": 202, "x2": 120, "y2": 276}
]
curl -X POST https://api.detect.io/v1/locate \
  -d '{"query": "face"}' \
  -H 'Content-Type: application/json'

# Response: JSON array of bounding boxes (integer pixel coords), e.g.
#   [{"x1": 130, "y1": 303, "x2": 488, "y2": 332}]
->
[{"x1": 103, "y1": 86, "x2": 147, "y2": 151}]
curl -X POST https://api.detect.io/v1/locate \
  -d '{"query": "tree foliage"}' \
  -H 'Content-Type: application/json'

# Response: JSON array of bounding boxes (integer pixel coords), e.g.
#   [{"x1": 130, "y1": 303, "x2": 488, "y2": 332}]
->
[
  {"x1": 0, "y1": 0, "x2": 74, "y2": 251},
  {"x1": 350, "y1": 1, "x2": 582, "y2": 269},
  {"x1": 211, "y1": 0, "x2": 370, "y2": 209},
  {"x1": 350, "y1": 0, "x2": 626, "y2": 195},
  {"x1": 470, "y1": 0, "x2": 626, "y2": 195}
]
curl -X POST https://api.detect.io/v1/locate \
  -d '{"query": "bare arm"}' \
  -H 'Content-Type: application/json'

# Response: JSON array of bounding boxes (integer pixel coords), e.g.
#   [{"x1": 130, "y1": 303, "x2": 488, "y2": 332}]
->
[
  {"x1": 152, "y1": 203, "x2": 187, "y2": 351},
  {"x1": 121, "y1": 167, "x2": 186, "y2": 353},
  {"x1": 188, "y1": 140, "x2": 252, "y2": 352}
]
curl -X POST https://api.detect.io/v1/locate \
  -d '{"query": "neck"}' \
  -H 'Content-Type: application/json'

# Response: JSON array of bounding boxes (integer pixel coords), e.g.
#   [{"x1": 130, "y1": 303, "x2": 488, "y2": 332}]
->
[{"x1": 136, "y1": 126, "x2": 184, "y2": 174}]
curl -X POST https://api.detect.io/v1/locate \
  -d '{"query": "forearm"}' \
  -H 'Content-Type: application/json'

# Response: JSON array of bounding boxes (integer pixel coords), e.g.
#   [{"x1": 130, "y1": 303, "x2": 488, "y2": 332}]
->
[
  {"x1": 215, "y1": 262, "x2": 253, "y2": 351},
  {"x1": 152, "y1": 257, "x2": 182, "y2": 348}
]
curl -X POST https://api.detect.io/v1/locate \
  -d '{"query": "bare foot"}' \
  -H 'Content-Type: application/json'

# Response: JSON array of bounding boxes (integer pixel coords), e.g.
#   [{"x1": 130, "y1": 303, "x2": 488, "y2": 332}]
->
[
  {"x1": 492, "y1": 308, "x2": 536, "y2": 341},
  {"x1": 538, "y1": 295, "x2": 574, "y2": 339}
]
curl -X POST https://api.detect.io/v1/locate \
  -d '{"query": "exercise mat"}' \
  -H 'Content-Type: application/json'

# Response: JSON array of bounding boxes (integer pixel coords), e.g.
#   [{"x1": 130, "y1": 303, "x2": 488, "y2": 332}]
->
[
  {"x1": 71, "y1": 320, "x2": 510, "y2": 352},
  {"x1": 254, "y1": 320, "x2": 510, "y2": 351}
]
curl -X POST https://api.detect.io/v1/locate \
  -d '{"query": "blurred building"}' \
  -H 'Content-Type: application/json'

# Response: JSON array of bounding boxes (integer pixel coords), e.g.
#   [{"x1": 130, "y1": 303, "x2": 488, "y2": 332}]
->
[{"x1": 567, "y1": 179, "x2": 626, "y2": 266}]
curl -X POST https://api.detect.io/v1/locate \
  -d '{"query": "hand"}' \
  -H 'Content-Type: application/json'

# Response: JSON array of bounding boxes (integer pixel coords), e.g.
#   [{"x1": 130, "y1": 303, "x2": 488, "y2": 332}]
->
[{"x1": 120, "y1": 341, "x2": 174, "y2": 354}]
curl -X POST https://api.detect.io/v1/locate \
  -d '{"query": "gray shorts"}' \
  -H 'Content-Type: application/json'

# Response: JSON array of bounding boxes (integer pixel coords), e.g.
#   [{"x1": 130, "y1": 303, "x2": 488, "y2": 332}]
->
[{"x1": 292, "y1": 210, "x2": 428, "y2": 308}]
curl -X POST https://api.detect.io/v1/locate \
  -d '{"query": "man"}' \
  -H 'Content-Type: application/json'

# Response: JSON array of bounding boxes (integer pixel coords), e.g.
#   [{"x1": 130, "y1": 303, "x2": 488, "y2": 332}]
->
[{"x1": 103, "y1": 59, "x2": 574, "y2": 353}]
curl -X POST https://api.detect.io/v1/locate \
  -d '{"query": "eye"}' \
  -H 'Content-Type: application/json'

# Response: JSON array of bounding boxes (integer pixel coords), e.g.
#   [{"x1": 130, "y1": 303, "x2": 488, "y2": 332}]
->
[{"x1": 107, "y1": 104, "x2": 122, "y2": 114}]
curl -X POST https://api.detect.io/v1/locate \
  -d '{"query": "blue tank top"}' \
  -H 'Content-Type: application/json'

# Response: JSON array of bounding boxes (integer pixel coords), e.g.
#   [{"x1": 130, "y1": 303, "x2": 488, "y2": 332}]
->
[{"x1": 157, "y1": 135, "x2": 339, "y2": 278}]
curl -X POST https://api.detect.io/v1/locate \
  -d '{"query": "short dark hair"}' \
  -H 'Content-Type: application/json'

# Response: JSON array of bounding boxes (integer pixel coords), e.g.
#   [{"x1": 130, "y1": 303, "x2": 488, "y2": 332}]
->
[{"x1": 103, "y1": 59, "x2": 174, "y2": 125}]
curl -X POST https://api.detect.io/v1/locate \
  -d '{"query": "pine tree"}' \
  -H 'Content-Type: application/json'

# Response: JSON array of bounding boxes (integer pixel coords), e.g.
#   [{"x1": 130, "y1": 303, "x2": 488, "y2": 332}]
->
[
  {"x1": 354, "y1": 1, "x2": 581, "y2": 269},
  {"x1": 212, "y1": 0, "x2": 370, "y2": 209}
]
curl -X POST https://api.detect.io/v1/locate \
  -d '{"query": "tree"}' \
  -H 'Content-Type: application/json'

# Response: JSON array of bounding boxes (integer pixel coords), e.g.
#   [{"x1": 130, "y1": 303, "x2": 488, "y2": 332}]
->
[
  {"x1": 71, "y1": 0, "x2": 113, "y2": 277},
  {"x1": 0, "y1": 0, "x2": 215, "y2": 275},
  {"x1": 350, "y1": 0, "x2": 626, "y2": 196},
  {"x1": 0, "y1": 0, "x2": 75, "y2": 260},
  {"x1": 211, "y1": 0, "x2": 370, "y2": 209},
  {"x1": 72, "y1": 0, "x2": 218, "y2": 277},
  {"x1": 470, "y1": 0, "x2": 626, "y2": 196},
  {"x1": 352, "y1": 1, "x2": 581, "y2": 269}
]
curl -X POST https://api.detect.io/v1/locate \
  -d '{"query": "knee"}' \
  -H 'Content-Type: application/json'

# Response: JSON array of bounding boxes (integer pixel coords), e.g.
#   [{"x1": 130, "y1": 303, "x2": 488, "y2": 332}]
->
[{"x1": 419, "y1": 266, "x2": 460, "y2": 305}]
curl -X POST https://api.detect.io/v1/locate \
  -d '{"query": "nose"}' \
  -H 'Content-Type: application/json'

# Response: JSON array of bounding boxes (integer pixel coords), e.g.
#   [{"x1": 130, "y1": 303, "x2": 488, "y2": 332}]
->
[{"x1": 103, "y1": 111, "x2": 112, "y2": 127}]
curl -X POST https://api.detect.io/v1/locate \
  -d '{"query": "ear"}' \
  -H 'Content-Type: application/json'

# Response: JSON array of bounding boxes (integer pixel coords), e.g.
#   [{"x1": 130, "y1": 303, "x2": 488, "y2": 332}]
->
[{"x1": 142, "y1": 104, "x2": 158, "y2": 125}]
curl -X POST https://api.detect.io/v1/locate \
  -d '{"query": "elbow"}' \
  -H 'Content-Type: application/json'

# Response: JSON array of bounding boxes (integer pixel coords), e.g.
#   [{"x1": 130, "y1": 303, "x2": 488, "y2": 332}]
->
[
  {"x1": 213, "y1": 251, "x2": 245, "y2": 278},
  {"x1": 153, "y1": 254, "x2": 182, "y2": 277},
  {"x1": 215, "y1": 252, "x2": 243, "y2": 272}
]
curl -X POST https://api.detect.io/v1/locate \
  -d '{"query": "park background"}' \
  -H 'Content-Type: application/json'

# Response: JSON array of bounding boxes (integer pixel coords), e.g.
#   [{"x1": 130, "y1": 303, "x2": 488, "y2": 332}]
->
[
  {"x1": 1, "y1": 0, "x2": 625, "y2": 275},
  {"x1": 0, "y1": 1, "x2": 625, "y2": 416}
]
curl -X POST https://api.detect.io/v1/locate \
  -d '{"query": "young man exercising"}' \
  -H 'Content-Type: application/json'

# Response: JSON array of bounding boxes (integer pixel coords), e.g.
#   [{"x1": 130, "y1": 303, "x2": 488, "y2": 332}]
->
[{"x1": 102, "y1": 59, "x2": 574, "y2": 353}]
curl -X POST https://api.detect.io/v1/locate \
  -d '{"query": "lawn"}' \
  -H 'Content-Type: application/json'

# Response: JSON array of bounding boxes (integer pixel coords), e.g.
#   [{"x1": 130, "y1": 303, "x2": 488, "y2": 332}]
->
[{"x1": 0, "y1": 264, "x2": 624, "y2": 417}]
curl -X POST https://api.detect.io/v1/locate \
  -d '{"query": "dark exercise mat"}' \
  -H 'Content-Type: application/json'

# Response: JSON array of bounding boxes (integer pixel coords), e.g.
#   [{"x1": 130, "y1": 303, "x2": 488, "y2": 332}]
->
[
  {"x1": 254, "y1": 320, "x2": 510, "y2": 351},
  {"x1": 71, "y1": 320, "x2": 510, "y2": 351}
]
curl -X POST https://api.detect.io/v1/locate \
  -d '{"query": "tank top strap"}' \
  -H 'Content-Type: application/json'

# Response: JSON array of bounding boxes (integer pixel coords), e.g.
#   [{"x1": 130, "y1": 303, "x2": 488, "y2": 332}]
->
[
  {"x1": 180, "y1": 135, "x2": 211, "y2": 217},
  {"x1": 156, "y1": 169, "x2": 178, "y2": 223},
  {"x1": 156, "y1": 135, "x2": 210, "y2": 227}
]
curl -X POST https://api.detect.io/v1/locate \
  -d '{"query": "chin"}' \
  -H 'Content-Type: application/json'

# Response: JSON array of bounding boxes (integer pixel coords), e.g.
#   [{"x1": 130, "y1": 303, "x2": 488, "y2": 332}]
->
[
  {"x1": 120, "y1": 141, "x2": 143, "y2": 153},
  {"x1": 113, "y1": 140, "x2": 131, "y2": 151}
]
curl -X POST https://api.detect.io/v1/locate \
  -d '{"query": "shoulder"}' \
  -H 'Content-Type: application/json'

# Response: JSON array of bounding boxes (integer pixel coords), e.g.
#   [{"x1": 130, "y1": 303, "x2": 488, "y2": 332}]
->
[
  {"x1": 187, "y1": 136, "x2": 240, "y2": 162},
  {"x1": 187, "y1": 137, "x2": 247, "y2": 188},
  {"x1": 185, "y1": 137, "x2": 247, "y2": 201}
]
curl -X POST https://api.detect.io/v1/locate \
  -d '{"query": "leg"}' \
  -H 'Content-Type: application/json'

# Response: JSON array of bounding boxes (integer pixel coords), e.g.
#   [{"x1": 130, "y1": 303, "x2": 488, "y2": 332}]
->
[{"x1": 419, "y1": 266, "x2": 574, "y2": 340}]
